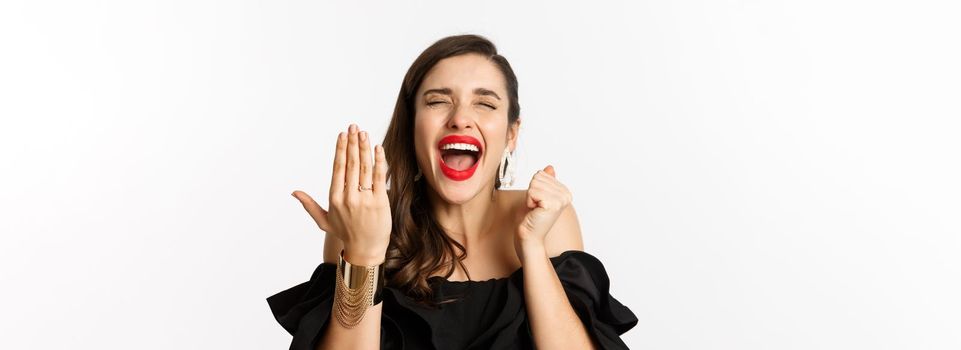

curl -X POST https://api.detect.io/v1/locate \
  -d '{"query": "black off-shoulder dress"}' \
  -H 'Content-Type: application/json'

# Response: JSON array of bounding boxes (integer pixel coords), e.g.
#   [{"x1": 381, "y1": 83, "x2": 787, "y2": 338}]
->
[{"x1": 266, "y1": 250, "x2": 637, "y2": 349}]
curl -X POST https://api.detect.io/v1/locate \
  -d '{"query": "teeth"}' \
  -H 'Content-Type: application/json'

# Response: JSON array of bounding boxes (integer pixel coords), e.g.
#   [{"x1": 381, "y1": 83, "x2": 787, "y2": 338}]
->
[{"x1": 441, "y1": 143, "x2": 480, "y2": 152}]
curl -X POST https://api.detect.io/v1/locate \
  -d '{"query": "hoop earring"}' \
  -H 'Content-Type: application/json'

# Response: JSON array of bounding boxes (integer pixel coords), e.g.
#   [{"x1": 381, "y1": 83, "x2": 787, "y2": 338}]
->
[{"x1": 498, "y1": 146, "x2": 515, "y2": 188}]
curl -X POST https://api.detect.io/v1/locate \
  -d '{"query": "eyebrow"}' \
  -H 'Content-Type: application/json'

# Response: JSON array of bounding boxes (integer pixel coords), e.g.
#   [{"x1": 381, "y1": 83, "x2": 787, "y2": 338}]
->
[
  {"x1": 474, "y1": 88, "x2": 501, "y2": 100},
  {"x1": 422, "y1": 87, "x2": 502, "y2": 100}
]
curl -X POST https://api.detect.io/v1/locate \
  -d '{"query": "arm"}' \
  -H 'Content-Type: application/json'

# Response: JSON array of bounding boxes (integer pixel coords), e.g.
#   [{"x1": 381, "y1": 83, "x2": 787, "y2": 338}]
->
[
  {"x1": 315, "y1": 233, "x2": 384, "y2": 350},
  {"x1": 519, "y1": 204, "x2": 599, "y2": 350},
  {"x1": 291, "y1": 124, "x2": 390, "y2": 350}
]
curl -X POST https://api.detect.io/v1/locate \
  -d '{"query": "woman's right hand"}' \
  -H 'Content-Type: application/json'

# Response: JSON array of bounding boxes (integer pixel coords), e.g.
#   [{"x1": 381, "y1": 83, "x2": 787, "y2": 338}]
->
[{"x1": 291, "y1": 123, "x2": 392, "y2": 266}]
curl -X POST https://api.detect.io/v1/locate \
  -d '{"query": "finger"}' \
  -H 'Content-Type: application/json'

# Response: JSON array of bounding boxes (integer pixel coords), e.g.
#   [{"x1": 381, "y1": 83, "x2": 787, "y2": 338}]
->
[
  {"x1": 531, "y1": 169, "x2": 553, "y2": 186},
  {"x1": 532, "y1": 170, "x2": 563, "y2": 189},
  {"x1": 531, "y1": 169, "x2": 568, "y2": 203},
  {"x1": 532, "y1": 177, "x2": 571, "y2": 211},
  {"x1": 528, "y1": 170, "x2": 561, "y2": 209},
  {"x1": 533, "y1": 166, "x2": 564, "y2": 188},
  {"x1": 373, "y1": 144, "x2": 387, "y2": 194},
  {"x1": 330, "y1": 132, "x2": 347, "y2": 198},
  {"x1": 359, "y1": 130, "x2": 373, "y2": 191},
  {"x1": 526, "y1": 175, "x2": 540, "y2": 209},
  {"x1": 346, "y1": 124, "x2": 360, "y2": 193},
  {"x1": 544, "y1": 165, "x2": 556, "y2": 177},
  {"x1": 292, "y1": 190, "x2": 331, "y2": 232}
]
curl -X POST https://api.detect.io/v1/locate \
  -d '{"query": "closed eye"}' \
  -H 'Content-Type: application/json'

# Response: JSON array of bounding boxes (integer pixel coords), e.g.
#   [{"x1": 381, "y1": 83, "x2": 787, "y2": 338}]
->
[{"x1": 479, "y1": 103, "x2": 496, "y2": 109}]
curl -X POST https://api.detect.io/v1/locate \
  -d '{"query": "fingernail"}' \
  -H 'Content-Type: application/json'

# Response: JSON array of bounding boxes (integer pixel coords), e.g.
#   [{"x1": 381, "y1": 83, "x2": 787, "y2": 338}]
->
[{"x1": 360, "y1": 131, "x2": 367, "y2": 141}]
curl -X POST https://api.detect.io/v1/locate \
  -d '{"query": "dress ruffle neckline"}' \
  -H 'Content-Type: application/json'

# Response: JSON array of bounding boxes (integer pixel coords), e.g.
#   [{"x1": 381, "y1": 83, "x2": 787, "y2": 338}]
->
[{"x1": 267, "y1": 250, "x2": 637, "y2": 349}]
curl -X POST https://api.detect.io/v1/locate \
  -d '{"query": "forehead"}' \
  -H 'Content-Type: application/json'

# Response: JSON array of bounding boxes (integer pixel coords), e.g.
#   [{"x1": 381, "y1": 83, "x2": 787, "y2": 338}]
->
[{"x1": 419, "y1": 53, "x2": 507, "y2": 95}]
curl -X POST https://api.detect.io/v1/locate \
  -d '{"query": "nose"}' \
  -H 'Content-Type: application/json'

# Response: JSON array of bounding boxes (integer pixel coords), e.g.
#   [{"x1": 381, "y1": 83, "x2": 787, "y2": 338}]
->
[{"x1": 446, "y1": 104, "x2": 475, "y2": 131}]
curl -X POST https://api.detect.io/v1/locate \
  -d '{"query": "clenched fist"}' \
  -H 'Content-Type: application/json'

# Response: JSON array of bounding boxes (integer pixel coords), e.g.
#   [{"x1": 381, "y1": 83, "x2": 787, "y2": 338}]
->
[{"x1": 515, "y1": 165, "x2": 573, "y2": 258}]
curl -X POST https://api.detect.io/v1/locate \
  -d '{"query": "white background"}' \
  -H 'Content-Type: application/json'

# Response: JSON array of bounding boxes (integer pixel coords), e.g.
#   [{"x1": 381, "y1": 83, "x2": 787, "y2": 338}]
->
[{"x1": 2, "y1": 0, "x2": 959, "y2": 349}]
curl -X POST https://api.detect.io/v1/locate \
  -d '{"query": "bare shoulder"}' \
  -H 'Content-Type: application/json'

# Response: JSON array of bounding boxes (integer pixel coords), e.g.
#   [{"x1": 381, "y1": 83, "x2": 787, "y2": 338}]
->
[{"x1": 500, "y1": 189, "x2": 584, "y2": 258}]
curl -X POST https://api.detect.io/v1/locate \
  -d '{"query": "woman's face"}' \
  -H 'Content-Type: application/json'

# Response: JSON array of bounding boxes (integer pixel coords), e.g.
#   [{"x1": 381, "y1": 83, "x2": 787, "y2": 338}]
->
[{"x1": 413, "y1": 53, "x2": 520, "y2": 204}]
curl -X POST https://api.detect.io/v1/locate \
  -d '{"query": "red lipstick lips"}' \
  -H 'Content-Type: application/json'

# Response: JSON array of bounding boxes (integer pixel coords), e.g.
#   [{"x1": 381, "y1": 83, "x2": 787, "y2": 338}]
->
[{"x1": 437, "y1": 135, "x2": 483, "y2": 181}]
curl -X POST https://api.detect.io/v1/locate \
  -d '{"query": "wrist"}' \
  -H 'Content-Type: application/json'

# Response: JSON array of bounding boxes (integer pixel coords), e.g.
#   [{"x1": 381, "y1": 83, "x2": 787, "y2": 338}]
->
[
  {"x1": 343, "y1": 242, "x2": 388, "y2": 266},
  {"x1": 515, "y1": 237, "x2": 547, "y2": 262},
  {"x1": 334, "y1": 248, "x2": 386, "y2": 328}
]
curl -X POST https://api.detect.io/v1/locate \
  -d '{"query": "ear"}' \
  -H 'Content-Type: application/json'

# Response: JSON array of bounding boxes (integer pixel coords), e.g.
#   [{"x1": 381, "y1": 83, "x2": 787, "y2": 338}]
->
[{"x1": 507, "y1": 118, "x2": 521, "y2": 151}]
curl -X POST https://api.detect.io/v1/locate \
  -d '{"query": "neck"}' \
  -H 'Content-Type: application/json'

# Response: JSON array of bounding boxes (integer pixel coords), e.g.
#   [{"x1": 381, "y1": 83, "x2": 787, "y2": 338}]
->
[{"x1": 426, "y1": 180, "x2": 501, "y2": 249}]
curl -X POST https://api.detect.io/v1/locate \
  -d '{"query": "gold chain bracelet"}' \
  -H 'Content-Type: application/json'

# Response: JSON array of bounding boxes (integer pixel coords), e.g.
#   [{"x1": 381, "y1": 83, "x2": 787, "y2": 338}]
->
[{"x1": 333, "y1": 250, "x2": 385, "y2": 328}]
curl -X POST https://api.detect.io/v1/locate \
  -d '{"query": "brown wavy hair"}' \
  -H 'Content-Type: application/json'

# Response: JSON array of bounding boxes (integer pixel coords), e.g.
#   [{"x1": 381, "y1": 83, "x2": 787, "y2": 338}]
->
[{"x1": 380, "y1": 34, "x2": 521, "y2": 306}]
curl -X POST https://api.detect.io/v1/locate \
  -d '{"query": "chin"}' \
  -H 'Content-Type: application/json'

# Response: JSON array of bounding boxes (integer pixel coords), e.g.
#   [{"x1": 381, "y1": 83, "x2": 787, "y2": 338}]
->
[{"x1": 435, "y1": 181, "x2": 481, "y2": 204}]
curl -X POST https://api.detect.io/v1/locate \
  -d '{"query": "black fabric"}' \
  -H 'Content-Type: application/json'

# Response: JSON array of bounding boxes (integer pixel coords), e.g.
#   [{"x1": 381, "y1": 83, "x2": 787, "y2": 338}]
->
[{"x1": 267, "y1": 250, "x2": 637, "y2": 349}]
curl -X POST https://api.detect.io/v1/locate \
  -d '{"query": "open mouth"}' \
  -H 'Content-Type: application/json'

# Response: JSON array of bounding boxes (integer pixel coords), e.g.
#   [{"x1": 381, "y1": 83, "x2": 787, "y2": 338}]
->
[
  {"x1": 441, "y1": 147, "x2": 480, "y2": 170},
  {"x1": 437, "y1": 135, "x2": 483, "y2": 181}
]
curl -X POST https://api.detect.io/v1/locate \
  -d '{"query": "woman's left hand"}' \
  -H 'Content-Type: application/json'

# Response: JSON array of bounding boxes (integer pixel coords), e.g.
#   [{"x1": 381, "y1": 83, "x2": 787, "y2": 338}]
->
[{"x1": 515, "y1": 165, "x2": 573, "y2": 255}]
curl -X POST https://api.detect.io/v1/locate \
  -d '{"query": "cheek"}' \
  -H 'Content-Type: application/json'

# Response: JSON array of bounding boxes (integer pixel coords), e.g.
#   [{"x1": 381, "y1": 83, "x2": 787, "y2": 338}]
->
[
  {"x1": 414, "y1": 134, "x2": 431, "y2": 160},
  {"x1": 481, "y1": 121, "x2": 509, "y2": 145},
  {"x1": 412, "y1": 116, "x2": 441, "y2": 159},
  {"x1": 482, "y1": 136, "x2": 508, "y2": 162}
]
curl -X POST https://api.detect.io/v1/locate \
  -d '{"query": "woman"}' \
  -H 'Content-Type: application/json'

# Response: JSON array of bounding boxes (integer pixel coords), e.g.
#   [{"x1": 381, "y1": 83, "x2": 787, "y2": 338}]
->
[{"x1": 267, "y1": 34, "x2": 637, "y2": 349}]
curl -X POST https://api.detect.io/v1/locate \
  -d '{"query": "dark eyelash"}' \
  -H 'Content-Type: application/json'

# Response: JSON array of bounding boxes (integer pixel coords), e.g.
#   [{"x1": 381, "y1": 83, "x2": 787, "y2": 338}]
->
[
  {"x1": 427, "y1": 101, "x2": 446, "y2": 106},
  {"x1": 480, "y1": 103, "x2": 496, "y2": 109}
]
